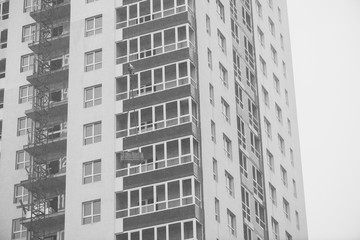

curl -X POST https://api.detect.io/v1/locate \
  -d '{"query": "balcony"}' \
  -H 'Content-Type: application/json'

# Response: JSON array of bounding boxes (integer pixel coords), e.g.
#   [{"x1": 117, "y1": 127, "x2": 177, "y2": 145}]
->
[
  {"x1": 116, "y1": 60, "x2": 196, "y2": 101},
  {"x1": 116, "y1": 0, "x2": 194, "y2": 30},
  {"x1": 116, "y1": 177, "x2": 201, "y2": 219},
  {"x1": 26, "y1": 89, "x2": 68, "y2": 121},
  {"x1": 116, "y1": 219, "x2": 203, "y2": 240},
  {"x1": 24, "y1": 124, "x2": 67, "y2": 156},
  {"x1": 30, "y1": 0, "x2": 71, "y2": 22},
  {"x1": 29, "y1": 29, "x2": 70, "y2": 55},
  {"x1": 27, "y1": 54, "x2": 69, "y2": 86},
  {"x1": 116, "y1": 136, "x2": 200, "y2": 178},
  {"x1": 116, "y1": 24, "x2": 195, "y2": 65},
  {"x1": 22, "y1": 201, "x2": 65, "y2": 230},
  {"x1": 21, "y1": 157, "x2": 66, "y2": 195}
]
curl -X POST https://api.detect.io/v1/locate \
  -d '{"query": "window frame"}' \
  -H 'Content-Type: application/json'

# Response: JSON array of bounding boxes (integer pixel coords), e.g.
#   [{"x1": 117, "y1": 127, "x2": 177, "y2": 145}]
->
[
  {"x1": 85, "y1": 49, "x2": 102, "y2": 72},
  {"x1": 83, "y1": 159, "x2": 101, "y2": 184},
  {"x1": 84, "y1": 85, "x2": 102, "y2": 108},
  {"x1": 20, "y1": 54, "x2": 35, "y2": 73},
  {"x1": 83, "y1": 121, "x2": 102, "y2": 145},
  {"x1": 82, "y1": 199, "x2": 101, "y2": 224},
  {"x1": 19, "y1": 85, "x2": 33, "y2": 104},
  {"x1": 85, "y1": 15, "x2": 102, "y2": 37}
]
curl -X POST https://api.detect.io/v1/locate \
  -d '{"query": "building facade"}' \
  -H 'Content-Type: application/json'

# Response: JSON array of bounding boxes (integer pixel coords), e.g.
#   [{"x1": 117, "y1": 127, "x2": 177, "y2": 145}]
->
[{"x1": 0, "y1": 0, "x2": 308, "y2": 239}]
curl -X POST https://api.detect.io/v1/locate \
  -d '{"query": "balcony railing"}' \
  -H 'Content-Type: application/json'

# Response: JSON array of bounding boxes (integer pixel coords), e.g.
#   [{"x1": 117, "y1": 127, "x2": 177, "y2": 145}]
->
[
  {"x1": 116, "y1": 195, "x2": 200, "y2": 219},
  {"x1": 117, "y1": 76, "x2": 196, "y2": 101},
  {"x1": 116, "y1": 153, "x2": 199, "y2": 178},
  {"x1": 116, "y1": 1, "x2": 194, "y2": 30},
  {"x1": 117, "y1": 40, "x2": 195, "y2": 65}
]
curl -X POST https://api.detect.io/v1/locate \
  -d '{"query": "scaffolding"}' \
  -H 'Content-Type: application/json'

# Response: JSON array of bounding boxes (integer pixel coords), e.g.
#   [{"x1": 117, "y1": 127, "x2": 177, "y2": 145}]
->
[{"x1": 20, "y1": 1, "x2": 70, "y2": 239}]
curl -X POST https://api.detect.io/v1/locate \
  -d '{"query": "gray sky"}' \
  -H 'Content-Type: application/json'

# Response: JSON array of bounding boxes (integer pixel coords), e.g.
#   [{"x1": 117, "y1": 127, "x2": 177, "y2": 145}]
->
[{"x1": 287, "y1": 0, "x2": 360, "y2": 239}]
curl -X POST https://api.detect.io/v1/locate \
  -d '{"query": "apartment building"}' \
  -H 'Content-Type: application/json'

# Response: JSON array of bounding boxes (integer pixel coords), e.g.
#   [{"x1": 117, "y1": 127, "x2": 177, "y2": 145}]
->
[{"x1": 0, "y1": 0, "x2": 307, "y2": 239}]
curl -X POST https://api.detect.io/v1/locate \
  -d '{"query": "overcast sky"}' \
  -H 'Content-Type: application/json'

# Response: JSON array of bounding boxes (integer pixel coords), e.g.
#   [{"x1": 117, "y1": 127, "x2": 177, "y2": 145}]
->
[{"x1": 287, "y1": 1, "x2": 360, "y2": 239}]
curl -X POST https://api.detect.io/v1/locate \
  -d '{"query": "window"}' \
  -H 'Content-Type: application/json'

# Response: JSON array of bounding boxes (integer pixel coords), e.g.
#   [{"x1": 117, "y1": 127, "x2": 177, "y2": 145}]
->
[
  {"x1": 293, "y1": 179, "x2": 297, "y2": 198},
  {"x1": 235, "y1": 83, "x2": 243, "y2": 108},
  {"x1": 85, "y1": 49, "x2": 102, "y2": 72},
  {"x1": 0, "y1": 29, "x2": 7, "y2": 49},
  {"x1": 275, "y1": 103, "x2": 283, "y2": 124},
  {"x1": 262, "y1": 86, "x2": 269, "y2": 106},
  {"x1": 269, "y1": 183, "x2": 277, "y2": 205},
  {"x1": 257, "y1": 27, "x2": 264, "y2": 46},
  {"x1": 12, "y1": 219, "x2": 27, "y2": 239},
  {"x1": 295, "y1": 211, "x2": 300, "y2": 229},
  {"x1": 250, "y1": 131, "x2": 260, "y2": 157},
  {"x1": 241, "y1": 186, "x2": 250, "y2": 221},
  {"x1": 259, "y1": 56, "x2": 267, "y2": 76},
  {"x1": 252, "y1": 166, "x2": 264, "y2": 200},
  {"x1": 271, "y1": 45, "x2": 278, "y2": 65},
  {"x1": 84, "y1": 122, "x2": 102, "y2": 145},
  {"x1": 287, "y1": 118, "x2": 292, "y2": 135},
  {"x1": 290, "y1": 148, "x2": 294, "y2": 166},
  {"x1": 0, "y1": 89, "x2": 3, "y2": 108},
  {"x1": 237, "y1": 117, "x2": 246, "y2": 149},
  {"x1": 216, "y1": 0, "x2": 225, "y2": 22},
  {"x1": 278, "y1": 7, "x2": 282, "y2": 23},
  {"x1": 211, "y1": 121, "x2": 216, "y2": 143},
  {"x1": 84, "y1": 85, "x2": 102, "y2": 108},
  {"x1": 213, "y1": 158, "x2": 218, "y2": 181},
  {"x1": 255, "y1": 201, "x2": 265, "y2": 229},
  {"x1": 82, "y1": 199, "x2": 101, "y2": 224},
  {"x1": 215, "y1": 198, "x2": 220, "y2": 222},
  {"x1": 207, "y1": 48, "x2": 212, "y2": 69},
  {"x1": 209, "y1": 84, "x2": 214, "y2": 106},
  {"x1": 230, "y1": 0, "x2": 238, "y2": 19},
  {"x1": 244, "y1": 37, "x2": 254, "y2": 68},
  {"x1": 22, "y1": 24, "x2": 36, "y2": 42},
  {"x1": 225, "y1": 171, "x2": 234, "y2": 196},
  {"x1": 278, "y1": 134, "x2": 285, "y2": 155},
  {"x1": 242, "y1": 6, "x2": 252, "y2": 32},
  {"x1": 273, "y1": 74, "x2": 280, "y2": 94},
  {"x1": 0, "y1": 59, "x2": 5, "y2": 79},
  {"x1": 85, "y1": 15, "x2": 102, "y2": 37},
  {"x1": 221, "y1": 98, "x2": 230, "y2": 123},
  {"x1": 219, "y1": 63, "x2": 228, "y2": 87},
  {"x1": 227, "y1": 209, "x2": 236, "y2": 236},
  {"x1": 285, "y1": 89, "x2": 289, "y2": 106},
  {"x1": 223, "y1": 134, "x2": 232, "y2": 159},
  {"x1": 280, "y1": 34, "x2": 284, "y2": 49},
  {"x1": 16, "y1": 150, "x2": 31, "y2": 170},
  {"x1": 83, "y1": 160, "x2": 101, "y2": 184},
  {"x1": 283, "y1": 198, "x2": 290, "y2": 220},
  {"x1": 239, "y1": 151, "x2": 248, "y2": 178},
  {"x1": 282, "y1": 61, "x2": 287, "y2": 77},
  {"x1": 217, "y1": 30, "x2": 226, "y2": 54},
  {"x1": 14, "y1": 185, "x2": 28, "y2": 204},
  {"x1": 268, "y1": 0, "x2": 273, "y2": 9},
  {"x1": 1, "y1": 1, "x2": 9, "y2": 20},
  {"x1": 206, "y1": 15, "x2": 211, "y2": 35},
  {"x1": 280, "y1": 165, "x2": 288, "y2": 187},
  {"x1": 271, "y1": 217, "x2": 279, "y2": 240},
  {"x1": 231, "y1": 18, "x2": 239, "y2": 43},
  {"x1": 20, "y1": 54, "x2": 34, "y2": 72},
  {"x1": 264, "y1": 117, "x2": 272, "y2": 139},
  {"x1": 19, "y1": 85, "x2": 33, "y2": 104},
  {"x1": 24, "y1": 0, "x2": 38, "y2": 12},
  {"x1": 244, "y1": 224, "x2": 252, "y2": 240},
  {"x1": 266, "y1": 149, "x2": 274, "y2": 171},
  {"x1": 233, "y1": 49, "x2": 241, "y2": 82},
  {"x1": 17, "y1": 117, "x2": 32, "y2": 136},
  {"x1": 255, "y1": 0, "x2": 262, "y2": 18},
  {"x1": 269, "y1": 18, "x2": 275, "y2": 36}
]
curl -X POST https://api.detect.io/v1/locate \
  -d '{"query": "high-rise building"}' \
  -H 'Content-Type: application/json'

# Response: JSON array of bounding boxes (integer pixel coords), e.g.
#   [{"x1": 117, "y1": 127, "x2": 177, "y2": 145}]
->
[{"x1": 0, "y1": 0, "x2": 308, "y2": 239}]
